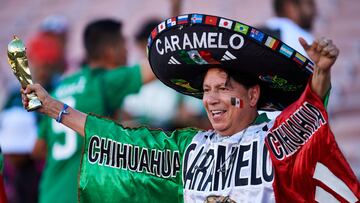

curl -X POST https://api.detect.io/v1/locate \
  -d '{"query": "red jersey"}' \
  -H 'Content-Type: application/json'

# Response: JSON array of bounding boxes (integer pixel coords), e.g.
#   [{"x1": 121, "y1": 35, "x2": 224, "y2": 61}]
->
[{"x1": 266, "y1": 82, "x2": 360, "y2": 202}]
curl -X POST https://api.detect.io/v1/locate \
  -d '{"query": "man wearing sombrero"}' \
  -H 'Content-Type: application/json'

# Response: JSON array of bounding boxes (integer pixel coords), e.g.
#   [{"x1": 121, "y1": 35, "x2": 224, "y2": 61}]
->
[{"x1": 21, "y1": 14, "x2": 359, "y2": 202}]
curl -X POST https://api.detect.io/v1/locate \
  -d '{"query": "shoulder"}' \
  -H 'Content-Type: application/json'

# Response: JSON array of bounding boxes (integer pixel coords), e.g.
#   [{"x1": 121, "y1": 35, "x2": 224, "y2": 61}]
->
[
  {"x1": 109, "y1": 64, "x2": 141, "y2": 74},
  {"x1": 57, "y1": 68, "x2": 87, "y2": 85}
]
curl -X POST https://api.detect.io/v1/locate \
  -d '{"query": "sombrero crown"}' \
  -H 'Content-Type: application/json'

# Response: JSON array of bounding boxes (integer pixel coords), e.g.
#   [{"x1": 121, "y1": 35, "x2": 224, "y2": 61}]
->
[{"x1": 148, "y1": 14, "x2": 314, "y2": 111}]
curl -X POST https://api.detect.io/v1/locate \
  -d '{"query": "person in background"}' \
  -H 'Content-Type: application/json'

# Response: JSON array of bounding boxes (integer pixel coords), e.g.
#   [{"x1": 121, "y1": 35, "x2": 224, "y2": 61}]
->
[
  {"x1": 122, "y1": 19, "x2": 182, "y2": 129},
  {"x1": 264, "y1": 0, "x2": 317, "y2": 55},
  {"x1": 259, "y1": 0, "x2": 317, "y2": 119},
  {"x1": 32, "y1": 18, "x2": 154, "y2": 203},
  {"x1": 123, "y1": 0, "x2": 210, "y2": 130},
  {"x1": 27, "y1": 31, "x2": 65, "y2": 92},
  {"x1": 0, "y1": 30, "x2": 64, "y2": 203},
  {"x1": 39, "y1": 15, "x2": 69, "y2": 74}
]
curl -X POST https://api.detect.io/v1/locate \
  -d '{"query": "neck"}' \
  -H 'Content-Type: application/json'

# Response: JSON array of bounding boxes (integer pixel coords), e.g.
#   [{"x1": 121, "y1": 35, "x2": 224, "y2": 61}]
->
[
  {"x1": 240, "y1": 110, "x2": 259, "y2": 130},
  {"x1": 88, "y1": 60, "x2": 116, "y2": 69},
  {"x1": 218, "y1": 110, "x2": 259, "y2": 137}
]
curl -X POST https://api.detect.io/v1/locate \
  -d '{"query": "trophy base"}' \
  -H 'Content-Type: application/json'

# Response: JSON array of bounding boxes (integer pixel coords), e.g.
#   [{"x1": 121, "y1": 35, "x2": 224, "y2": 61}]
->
[{"x1": 26, "y1": 98, "x2": 42, "y2": 112}]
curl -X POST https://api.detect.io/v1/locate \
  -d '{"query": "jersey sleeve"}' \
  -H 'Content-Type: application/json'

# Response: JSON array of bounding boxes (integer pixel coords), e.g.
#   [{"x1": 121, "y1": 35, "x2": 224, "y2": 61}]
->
[
  {"x1": 102, "y1": 64, "x2": 143, "y2": 112},
  {"x1": 79, "y1": 114, "x2": 198, "y2": 203},
  {"x1": 265, "y1": 80, "x2": 360, "y2": 202}
]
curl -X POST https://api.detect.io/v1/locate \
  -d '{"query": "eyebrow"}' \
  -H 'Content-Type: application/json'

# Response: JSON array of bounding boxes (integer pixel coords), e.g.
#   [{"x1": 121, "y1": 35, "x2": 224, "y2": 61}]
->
[{"x1": 203, "y1": 81, "x2": 231, "y2": 89}]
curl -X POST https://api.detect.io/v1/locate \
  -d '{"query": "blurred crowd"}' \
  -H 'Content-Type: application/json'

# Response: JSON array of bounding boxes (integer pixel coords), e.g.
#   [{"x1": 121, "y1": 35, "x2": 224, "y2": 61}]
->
[{"x1": 0, "y1": 0, "x2": 359, "y2": 202}]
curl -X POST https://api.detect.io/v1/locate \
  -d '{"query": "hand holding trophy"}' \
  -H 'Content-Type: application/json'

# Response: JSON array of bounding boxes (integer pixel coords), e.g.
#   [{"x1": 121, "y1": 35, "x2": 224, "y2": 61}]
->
[{"x1": 7, "y1": 36, "x2": 42, "y2": 111}]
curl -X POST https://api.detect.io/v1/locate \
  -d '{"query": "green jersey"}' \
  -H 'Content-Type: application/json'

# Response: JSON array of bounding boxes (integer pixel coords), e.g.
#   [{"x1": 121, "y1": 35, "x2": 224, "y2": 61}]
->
[
  {"x1": 38, "y1": 65, "x2": 142, "y2": 203},
  {"x1": 80, "y1": 115, "x2": 199, "y2": 203}
]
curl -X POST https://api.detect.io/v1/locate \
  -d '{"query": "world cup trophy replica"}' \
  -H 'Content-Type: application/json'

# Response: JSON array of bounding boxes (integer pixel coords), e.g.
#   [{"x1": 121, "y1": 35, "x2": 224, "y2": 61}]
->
[{"x1": 7, "y1": 36, "x2": 42, "y2": 111}]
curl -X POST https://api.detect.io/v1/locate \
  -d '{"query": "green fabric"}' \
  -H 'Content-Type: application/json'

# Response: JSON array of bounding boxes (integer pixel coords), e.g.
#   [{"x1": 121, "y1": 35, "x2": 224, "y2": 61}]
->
[
  {"x1": 254, "y1": 113, "x2": 270, "y2": 124},
  {"x1": 38, "y1": 65, "x2": 142, "y2": 203},
  {"x1": 101, "y1": 65, "x2": 143, "y2": 113},
  {"x1": 323, "y1": 86, "x2": 331, "y2": 109},
  {"x1": 79, "y1": 115, "x2": 199, "y2": 203},
  {"x1": 3, "y1": 90, "x2": 22, "y2": 110}
]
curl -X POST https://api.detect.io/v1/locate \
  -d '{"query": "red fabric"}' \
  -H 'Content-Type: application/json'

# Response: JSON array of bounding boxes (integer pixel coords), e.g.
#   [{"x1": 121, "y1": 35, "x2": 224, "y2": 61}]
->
[
  {"x1": 265, "y1": 82, "x2": 360, "y2": 202},
  {"x1": 0, "y1": 175, "x2": 7, "y2": 203},
  {"x1": 27, "y1": 33, "x2": 62, "y2": 66}
]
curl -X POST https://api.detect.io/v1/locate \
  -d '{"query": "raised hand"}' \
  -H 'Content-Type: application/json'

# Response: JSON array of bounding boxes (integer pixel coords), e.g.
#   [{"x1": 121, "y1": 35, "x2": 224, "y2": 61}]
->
[
  {"x1": 299, "y1": 37, "x2": 339, "y2": 72},
  {"x1": 21, "y1": 84, "x2": 53, "y2": 115},
  {"x1": 299, "y1": 37, "x2": 340, "y2": 100},
  {"x1": 21, "y1": 84, "x2": 87, "y2": 136}
]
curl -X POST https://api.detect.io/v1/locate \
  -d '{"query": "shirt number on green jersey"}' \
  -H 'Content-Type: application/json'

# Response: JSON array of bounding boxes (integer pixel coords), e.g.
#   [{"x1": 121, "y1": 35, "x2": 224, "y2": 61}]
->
[{"x1": 52, "y1": 97, "x2": 77, "y2": 160}]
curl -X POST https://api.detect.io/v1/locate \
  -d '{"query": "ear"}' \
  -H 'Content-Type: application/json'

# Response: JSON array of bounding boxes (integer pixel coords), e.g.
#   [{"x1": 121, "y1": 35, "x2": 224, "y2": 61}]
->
[{"x1": 248, "y1": 85, "x2": 260, "y2": 108}]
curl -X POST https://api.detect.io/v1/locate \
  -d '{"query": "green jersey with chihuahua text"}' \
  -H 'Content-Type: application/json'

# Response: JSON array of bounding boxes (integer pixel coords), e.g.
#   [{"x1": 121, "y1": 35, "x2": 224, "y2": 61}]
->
[
  {"x1": 80, "y1": 114, "x2": 200, "y2": 203},
  {"x1": 38, "y1": 64, "x2": 142, "y2": 203}
]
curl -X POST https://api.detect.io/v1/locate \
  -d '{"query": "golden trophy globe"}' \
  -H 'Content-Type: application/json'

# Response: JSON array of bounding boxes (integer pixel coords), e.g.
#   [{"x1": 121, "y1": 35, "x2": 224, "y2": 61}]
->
[{"x1": 7, "y1": 36, "x2": 42, "y2": 111}]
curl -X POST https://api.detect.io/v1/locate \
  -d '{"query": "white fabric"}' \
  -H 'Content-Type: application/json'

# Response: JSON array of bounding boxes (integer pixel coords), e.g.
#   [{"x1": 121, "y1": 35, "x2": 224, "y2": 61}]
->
[
  {"x1": 123, "y1": 80, "x2": 183, "y2": 124},
  {"x1": 265, "y1": 17, "x2": 314, "y2": 56},
  {"x1": 183, "y1": 119, "x2": 276, "y2": 203},
  {"x1": 313, "y1": 162, "x2": 358, "y2": 203},
  {"x1": 315, "y1": 186, "x2": 340, "y2": 203},
  {"x1": 0, "y1": 107, "x2": 37, "y2": 154}
]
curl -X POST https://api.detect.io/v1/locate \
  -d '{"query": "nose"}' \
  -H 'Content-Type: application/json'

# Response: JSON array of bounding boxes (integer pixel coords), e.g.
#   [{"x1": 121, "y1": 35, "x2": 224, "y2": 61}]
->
[{"x1": 203, "y1": 92, "x2": 220, "y2": 105}]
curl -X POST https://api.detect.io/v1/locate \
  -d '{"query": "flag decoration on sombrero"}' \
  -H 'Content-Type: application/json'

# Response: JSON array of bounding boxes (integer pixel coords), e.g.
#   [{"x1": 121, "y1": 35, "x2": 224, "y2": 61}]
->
[{"x1": 147, "y1": 13, "x2": 315, "y2": 111}]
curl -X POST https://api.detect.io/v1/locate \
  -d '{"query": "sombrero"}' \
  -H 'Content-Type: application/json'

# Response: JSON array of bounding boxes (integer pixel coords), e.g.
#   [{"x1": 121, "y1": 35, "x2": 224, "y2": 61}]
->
[{"x1": 147, "y1": 14, "x2": 314, "y2": 111}]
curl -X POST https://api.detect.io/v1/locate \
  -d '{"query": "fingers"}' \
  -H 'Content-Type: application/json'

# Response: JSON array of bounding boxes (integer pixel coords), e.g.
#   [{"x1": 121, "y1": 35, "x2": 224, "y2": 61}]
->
[
  {"x1": 310, "y1": 37, "x2": 339, "y2": 58},
  {"x1": 328, "y1": 48, "x2": 339, "y2": 58},
  {"x1": 321, "y1": 45, "x2": 338, "y2": 58},
  {"x1": 316, "y1": 37, "x2": 330, "y2": 52},
  {"x1": 23, "y1": 84, "x2": 38, "y2": 94},
  {"x1": 299, "y1": 37, "x2": 311, "y2": 50},
  {"x1": 300, "y1": 37, "x2": 319, "y2": 52},
  {"x1": 318, "y1": 37, "x2": 339, "y2": 58},
  {"x1": 20, "y1": 87, "x2": 29, "y2": 108},
  {"x1": 21, "y1": 84, "x2": 43, "y2": 109},
  {"x1": 318, "y1": 37, "x2": 332, "y2": 47}
]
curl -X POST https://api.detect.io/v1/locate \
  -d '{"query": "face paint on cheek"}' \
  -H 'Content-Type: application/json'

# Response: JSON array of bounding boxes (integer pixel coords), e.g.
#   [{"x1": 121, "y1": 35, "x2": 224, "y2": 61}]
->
[{"x1": 230, "y1": 97, "x2": 243, "y2": 108}]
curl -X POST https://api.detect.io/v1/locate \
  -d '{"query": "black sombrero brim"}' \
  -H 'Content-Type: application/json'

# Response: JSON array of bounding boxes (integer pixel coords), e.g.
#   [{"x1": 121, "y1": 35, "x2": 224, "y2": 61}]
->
[{"x1": 148, "y1": 14, "x2": 314, "y2": 111}]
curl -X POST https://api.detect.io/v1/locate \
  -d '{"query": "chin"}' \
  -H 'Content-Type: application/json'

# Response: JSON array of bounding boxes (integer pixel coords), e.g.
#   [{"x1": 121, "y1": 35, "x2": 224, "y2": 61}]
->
[{"x1": 212, "y1": 124, "x2": 228, "y2": 135}]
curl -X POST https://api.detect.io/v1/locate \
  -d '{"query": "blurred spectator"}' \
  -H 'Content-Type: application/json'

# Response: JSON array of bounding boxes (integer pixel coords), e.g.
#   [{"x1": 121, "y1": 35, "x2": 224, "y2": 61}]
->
[
  {"x1": 32, "y1": 18, "x2": 154, "y2": 203},
  {"x1": 258, "y1": 0, "x2": 318, "y2": 119},
  {"x1": 135, "y1": 19, "x2": 160, "y2": 46},
  {"x1": 38, "y1": 15, "x2": 69, "y2": 74},
  {"x1": 0, "y1": 108, "x2": 39, "y2": 203},
  {"x1": 264, "y1": 0, "x2": 317, "y2": 55},
  {"x1": 0, "y1": 29, "x2": 65, "y2": 203},
  {"x1": 28, "y1": 33, "x2": 64, "y2": 91},
  {"x1": 122, "y1": 19, "x2": 181, "y2": 129},
  {"x1": 122, "y1": 0, "x2": 210, "y2": 130},
  {"x1": 40, "y1": 15, "x2": 68, "y2": 39}
]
